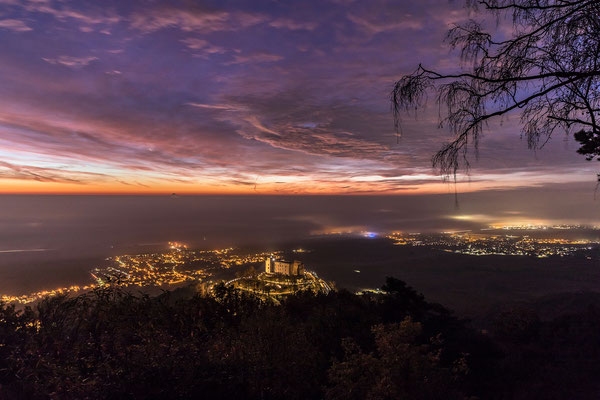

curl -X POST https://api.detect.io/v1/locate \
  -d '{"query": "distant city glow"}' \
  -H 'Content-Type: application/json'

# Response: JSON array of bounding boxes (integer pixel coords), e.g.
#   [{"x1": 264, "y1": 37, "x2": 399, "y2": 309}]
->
[{"x1": 387, "y1": 227, "x2": 600, "y2": 258}]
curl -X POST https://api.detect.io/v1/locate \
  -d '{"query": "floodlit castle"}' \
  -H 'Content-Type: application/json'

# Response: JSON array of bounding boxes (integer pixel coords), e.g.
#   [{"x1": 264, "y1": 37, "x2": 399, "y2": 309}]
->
[{"x1": 265, "y1": 257, "x2": 304, "y2": 276}]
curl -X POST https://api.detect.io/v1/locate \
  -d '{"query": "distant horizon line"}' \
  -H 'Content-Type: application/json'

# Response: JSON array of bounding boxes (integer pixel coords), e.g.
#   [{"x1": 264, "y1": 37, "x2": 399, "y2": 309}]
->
[
  {"x1": 0, "y1": 185, "x2": 589, "y2": 196},
  {"x1": 0, "y1": 189, "x2": 549, "y2": 197}
]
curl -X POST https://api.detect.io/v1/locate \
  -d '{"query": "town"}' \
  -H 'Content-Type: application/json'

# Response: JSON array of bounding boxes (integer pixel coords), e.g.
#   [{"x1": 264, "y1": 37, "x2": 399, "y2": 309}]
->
[
  {"x1": 387, "y1": 227, "x2": 600, "y2": 258},
  {"x1": 0, "y1": 243, "x2": 330, "y2": 305},
  {"x1": 90, "y1": 242, "x2": 275, "y2": 288}
]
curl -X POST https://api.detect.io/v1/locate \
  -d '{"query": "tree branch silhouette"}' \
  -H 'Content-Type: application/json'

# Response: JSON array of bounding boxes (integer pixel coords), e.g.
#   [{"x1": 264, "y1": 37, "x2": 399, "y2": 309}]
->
[{"x1": 392, "y1": 0, "x2": 600, "y2": 177}]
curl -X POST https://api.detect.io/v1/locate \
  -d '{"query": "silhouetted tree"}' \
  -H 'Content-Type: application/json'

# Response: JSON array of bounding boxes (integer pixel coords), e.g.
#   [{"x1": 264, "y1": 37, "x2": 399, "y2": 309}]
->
[
  {"x1": 392, "y1": 0, "x2": 600, "y2": 175},
  {"x1": 326, "y1": 318, "x2": 467, "y2": 400},
  {"x1": 236, "y1": 265, "x2": 259, "y2": 278},
  {"x1": 4, "y1": 279, "x2": 600, "y2": 399}
]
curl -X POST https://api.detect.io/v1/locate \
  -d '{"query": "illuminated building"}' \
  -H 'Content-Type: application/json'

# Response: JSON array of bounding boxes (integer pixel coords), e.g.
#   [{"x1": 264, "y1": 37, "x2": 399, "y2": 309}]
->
[{"x1": 265, "y1": 257, "x2": 304, "y2": 275}]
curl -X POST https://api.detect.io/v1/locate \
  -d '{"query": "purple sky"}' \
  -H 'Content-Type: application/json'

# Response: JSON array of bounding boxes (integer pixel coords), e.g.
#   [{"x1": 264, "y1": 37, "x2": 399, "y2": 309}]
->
[{"x1": 0, "y1": 0, "x2": 596, "y2": 194}]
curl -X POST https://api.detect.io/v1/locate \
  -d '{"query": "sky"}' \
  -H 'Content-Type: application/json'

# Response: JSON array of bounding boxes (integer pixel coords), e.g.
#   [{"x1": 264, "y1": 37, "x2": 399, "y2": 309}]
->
[{"x1": 0, "y1": 0, "x2": 597, "y2": 195}]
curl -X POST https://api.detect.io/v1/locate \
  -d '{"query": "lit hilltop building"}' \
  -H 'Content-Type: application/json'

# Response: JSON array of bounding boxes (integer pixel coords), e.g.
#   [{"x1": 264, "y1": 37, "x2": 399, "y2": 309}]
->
[{"x1": 265, "y1": 257, "x2": 304, "y2": 276}]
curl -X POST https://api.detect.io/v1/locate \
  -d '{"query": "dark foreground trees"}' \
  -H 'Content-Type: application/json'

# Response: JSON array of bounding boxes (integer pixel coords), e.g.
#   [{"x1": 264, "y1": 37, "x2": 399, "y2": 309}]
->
[
  {"x1": 1, "y1": 279, "x2": 600, "y2": 399},
  {"x1": 392, "y1": 0, "x2": 600, "y2": 175}
]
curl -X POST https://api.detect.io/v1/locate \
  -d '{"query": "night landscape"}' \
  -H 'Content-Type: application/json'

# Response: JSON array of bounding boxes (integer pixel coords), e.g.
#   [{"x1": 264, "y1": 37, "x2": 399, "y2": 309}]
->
[{"x1": 1, "y1": 0, "x2": 600, "y2": 398}]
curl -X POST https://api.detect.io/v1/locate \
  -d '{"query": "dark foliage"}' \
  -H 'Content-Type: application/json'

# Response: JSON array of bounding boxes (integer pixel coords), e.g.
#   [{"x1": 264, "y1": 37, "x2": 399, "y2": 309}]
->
[
  {"x1": 0, "y1": 278, "x2": 599, "y2": 399},
  {"x1": 392, "y1": 0, "x2": 600, "y2": 175}
]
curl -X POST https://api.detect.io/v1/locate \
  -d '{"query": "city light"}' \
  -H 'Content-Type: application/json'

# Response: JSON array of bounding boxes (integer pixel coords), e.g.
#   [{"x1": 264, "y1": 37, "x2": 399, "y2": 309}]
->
[
  {"x1": 386, "y1": 228, "x2": 600, "y2": 258},
  {"x1": 1, "y1": 244, "x2": 280, "y2": 305}
]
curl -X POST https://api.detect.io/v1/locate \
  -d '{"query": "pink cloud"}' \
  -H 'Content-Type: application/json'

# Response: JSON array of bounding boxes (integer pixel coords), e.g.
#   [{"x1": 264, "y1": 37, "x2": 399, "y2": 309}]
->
[
  {"x1": 346, "y1": 13, "x2": 423, "y2": 34},
  {"x1": 23, "y1": 3, "x2": 120, "y2": 25},
  {"x1": 269, "y1": 18, "x2": 317, "y2": 31},
  {"x1": 226, "y1": 52, "x2": 283, "y2": 65},
  {"x1": 0, "y1": 160, "x2": 108, "y2": 184},
  {"x1": 180, "y1": 37, "x2": 227, "y2": 55},
  {"x1": 130, "y1": 8, "x2": 264, "y2": 34},
  {"x1": 42, "y1": 55, "x2": 99, "y2": 68},
  {"x1": 0, "y1": 19, "x2": 32, "y2": 32}
]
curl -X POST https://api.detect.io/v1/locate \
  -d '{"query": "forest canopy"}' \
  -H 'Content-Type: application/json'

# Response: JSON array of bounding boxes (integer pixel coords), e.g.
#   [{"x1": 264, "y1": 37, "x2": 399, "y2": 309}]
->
[{"x1": 1, "y1": 279, "x2": 600, "y2": 399}]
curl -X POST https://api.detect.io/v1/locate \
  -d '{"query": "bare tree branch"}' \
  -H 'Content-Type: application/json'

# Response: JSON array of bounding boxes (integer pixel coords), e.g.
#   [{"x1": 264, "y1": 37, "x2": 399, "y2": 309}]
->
[{"x1": 392, "y1": 0, "x2": 600, "y2": 177}]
